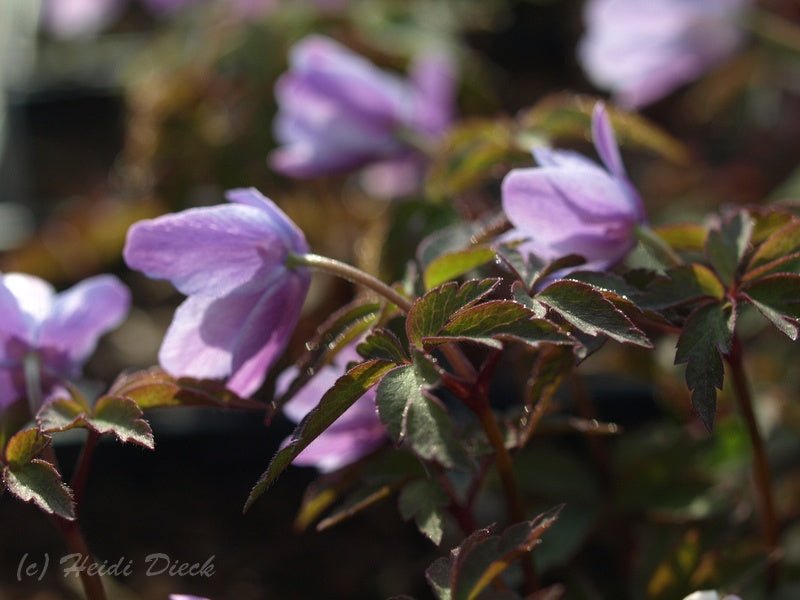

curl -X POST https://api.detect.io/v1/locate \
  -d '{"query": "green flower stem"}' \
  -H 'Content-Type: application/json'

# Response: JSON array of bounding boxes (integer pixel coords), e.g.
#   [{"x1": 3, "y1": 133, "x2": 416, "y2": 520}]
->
[
  {"x1": 23, "y1": 352, "x2": 43, "y2": 415},
  {"x1": 727, "y1": 336, "x2": 780, "y2": 590},
  {"x1": 634, "y1": 225, "x2": 683, "y2": 268},
  {"x1": 287, "y1": 253, "x2": 412, "y2": 313}
]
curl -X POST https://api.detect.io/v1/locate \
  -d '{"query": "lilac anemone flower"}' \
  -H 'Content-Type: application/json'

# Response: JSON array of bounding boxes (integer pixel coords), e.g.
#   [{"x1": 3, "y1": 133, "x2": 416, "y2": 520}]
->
[
  {"x1": 501, "y1": 103, "x2": 645, "y2": 272},
  {"x1": 0, "y1": 272, "x2": 130, "y2": 410},
  {"x1": 277, "y1": 343, "x2": 386, "y2": 472},
  {"x1": 123, "y1": 188, "x2": 310, "y2": 398},
  {"x1": 579, "y1": 0, "x2": 750, "y2": 108},
  {"x1": 269, "y1": 35, "x2": 455, "y2": 197}
]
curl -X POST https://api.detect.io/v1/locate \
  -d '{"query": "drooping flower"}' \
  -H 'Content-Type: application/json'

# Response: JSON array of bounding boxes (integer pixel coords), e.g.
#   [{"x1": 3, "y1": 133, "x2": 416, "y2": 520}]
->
[
  {"x1": 277, "y1": 343, "x2": 386, "y2": 472},
  {"x1": 501, "y1": 103, "x2": 645, "y2": 272},
  {"x1": 578, "y1": 0, "x2": 750, "y2": 108},
  {"x1": 123, "y1": 188, "x2": 310, "y2": 397},
  {"x1": 0, "y1": 272, "x2": 130, "y2": 410},
  {"x1": 269, "y1": 35, "x2": 455, "y2": 197}
]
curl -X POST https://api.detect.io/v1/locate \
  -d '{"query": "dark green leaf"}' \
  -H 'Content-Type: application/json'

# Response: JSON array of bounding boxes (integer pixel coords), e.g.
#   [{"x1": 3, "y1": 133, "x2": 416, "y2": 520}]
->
[
  {"x1": 4, "y1": 428, "x2": 49, "y2": 467},
  {"x1": 357, "y1": 328, "x2": 408, "y2": 363},
  {"x1": 406, "y1": 279, "x2": 500, "y2": 349},
  {"x1": 398, "y1": 479, "x2": 449, "y2": 545},
  {"x1": 641, "y1": 264, "x2": 725, "y2": 309},
  {"x1": 36, "y1": 398, "x2": 84, "y2": 433},
  {"x1": 705, "y1": 211, "x2": 754, "y2": 286},
  {"x1": 426, "y1": 300, "x2": 573, "y2": 350},
  {"x1": 3, "y1": 460, "x2": 75, "y2": 520},
  {"x1": 744, "y1": 219, "x2": 800, "y2": 281},
  {"x1": 426, "y1": 556, "x2": 454, "y2": 600},
  {"x1": 537, "y1": 280, "x2": 652, "y2": 347},
  {"x1": 652, "y1": 223, "x2": 707, "y2": 252},
  {"x1": 675, "y1": 303, "x2": 733, "y2": 431},
  {"x1": 317, "y1": 483, "x2": 398, "y2": 532},
  {"x1": 438, "y1": 507, "x2": 562, "y2": 600},
  {"x1": 89, "y1": 396, "x2": 154, "y2": 449},
  {"x1": 245, "y1": 359, "x2": 395, "y2": 512},
  {"x1": 376, "y1": 357, "x2": 471, "y2": 470},
  {"x1": 741, "y1": 274, "x2": 800, "y2": 339}
]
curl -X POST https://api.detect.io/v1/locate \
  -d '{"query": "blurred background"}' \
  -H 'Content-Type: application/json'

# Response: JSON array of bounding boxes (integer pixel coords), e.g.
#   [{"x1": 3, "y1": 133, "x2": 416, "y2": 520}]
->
[{"x1": 2, "y1": 0, "x2": 800, "y2": 598}]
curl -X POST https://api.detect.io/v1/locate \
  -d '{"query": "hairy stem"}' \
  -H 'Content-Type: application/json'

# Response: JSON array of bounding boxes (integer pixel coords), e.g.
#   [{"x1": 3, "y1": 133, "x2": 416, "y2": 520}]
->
[
  {"x1": 727, "y1": 336, "x2": 780, "y2": 589},
  {"x1": 70, "y1": 431, "x2": 100, "y2": 507},
  {"x1": 54, "y1": 518, "x2": 108, "y2": 600},
  {"x1": 287, "y1": 253, "x2": 412, "y2": 313}
]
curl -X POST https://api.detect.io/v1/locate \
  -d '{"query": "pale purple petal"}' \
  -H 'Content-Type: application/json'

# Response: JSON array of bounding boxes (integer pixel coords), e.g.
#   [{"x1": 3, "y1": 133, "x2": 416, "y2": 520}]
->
[
  {"x1": 408, "y1": 50, "x2": 457, "y2": 136},
  {"x1": 591, "y1": 104, "x2": 626, "y2": 179},
  {"x1": 291, "y1": 416, "x2": 386, "y2": 472},
  {"x1": 38, "y1": 275, "x2": 130, "y2": 368},
  {"x1": 359, "y1": 156, "x2": 423, "y2": 199},
  {"x1": 533, "y1": 147, "x2": 602, "y2": 171},
  {"x1": 169, "y1": 595, "x2": 211, "y2": 600},
  {"x1": 41, "y1": 0, "x2": 125, "y2": 39},
  {"x1": 227, "y1": 271, "x2": 310, "y2": 397},
  {"x1": 224, "y1": 188, "x2": 308, "y2": 253},
  {"x1": 124, "y1": 204, "x2": 295, "y2": 298},
  {"x1": 0, "y1": 368, "x2": 25, "y2": 410},
  {"x1": 579, "y1": 0, "x2": 749, "y2": 108},
  {"x1": 0, "y1": 275, "x2": 31, "y2": 350},
  {"x1": 2, "y1": 273, "x2": 56, "y2": 344}
]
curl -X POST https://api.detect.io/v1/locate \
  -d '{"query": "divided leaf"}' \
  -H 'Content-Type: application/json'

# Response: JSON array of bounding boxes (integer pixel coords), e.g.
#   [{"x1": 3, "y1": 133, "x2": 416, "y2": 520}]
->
[
  {"x1": 377, "y1": 356, "x2": 471, "y2": 470},
  {"x1": 744, "y1": 219, "x2": 800, "y2": 281},
  {"x1": 741, "y1": 274, "x2": 800, "y2": 340},
  {"x1": 641, "y1": 264, "x2": 725, "y2": 309},
  {"x1": 426, "y1": 300, "x2": 573, "y2": 350},
  {"x1": 424, "y1": 246, "x2": 498, "y2": 290},
  {"x1": 89, "y1": 396, "x2": 154, "y2": 449},
  {"x1": 407, "y1": 279, "x2": 500, "y2": 348},
  {"x1": 357, "y1": 328, "x2": 408, "y2": 363},
  {"x1": 674, "y1": 303, "x2": 733, "y2": 431},
  {"x1": 537, "y1": 280, "x2": 652, "y2": 347},
  {"x1": 398, "y1": 478, "x2": 449, "y2": 545},
  {"x1": 705, "y1": 211, "x2": 754, "y2": 286},
  {"x1": 3, "y1": 460, "x2": 75, "y2": 520},
  {"x1": 426, "y1": 507, "x2": 563, "y2": 600},
  {"x1": 245, "y1": 359, "x2": 395, "y2": 512}
]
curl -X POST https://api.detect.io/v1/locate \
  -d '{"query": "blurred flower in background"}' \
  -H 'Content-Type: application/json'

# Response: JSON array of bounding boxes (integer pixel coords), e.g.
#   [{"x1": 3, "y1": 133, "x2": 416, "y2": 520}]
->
[
  {"x1": 269, "y1": 35, "x2": 456, "y2": 198},
  {"x1": 0, "y1": 272, "x2": 130, "y2": 410},
  {"x1": 578, "y1": 0, "x2": 750, "y2": 108},
  {"x1": 278, "y1": 342, "x2": 386, "y2": 472}
]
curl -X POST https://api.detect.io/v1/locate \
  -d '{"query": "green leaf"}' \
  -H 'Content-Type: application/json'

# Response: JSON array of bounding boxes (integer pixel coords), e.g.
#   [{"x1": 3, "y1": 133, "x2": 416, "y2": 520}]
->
[
  {"x1": 744, "y1": 218, "x2": 800, "y2": 281},
  {"x1": 675, "y1": 303, "x2": 733, "y2": 431},
  {"x1": 537, "y1": 280, "x2": 652, "y2": 347},
  {"x1": 398, "y1": 478, "x2": 449, "y2": 545},
  {"x1": 3, "y1": 460, "x2": 75, "y2": 520},
  {"x1": 107, "y1": 368, "x2": 262, "y2": 411},
  {"x1": 641, "y1": 264, "x2": 725, "y2": 309},
  {"x1": 426, "y1": 300, "x2": 573, "y2": 350},
  {"x1": 316, "y1": 483, "x2": 398, "y2": 532},
  {"x1": 356, "y1": 328, "x2": 408, "y2": 363},
  {"x1": 424, "y1": 246, "x2": 498, "y2": 290},
  {"x1": 652, "y1": 223, "x2": 707, "y2": 252},
  {"x1": 406, "y1": 279, "x2": 500, "y2": 349},
  {"x1": 705, "y1": 211, "x2": 754, "y2": 286},
  {"x1": 519, "y1": 347, "x2": 575, "y2": 445},
  {"x1": 495, "y1": 244, "x2": 585, "y2": 292},
  {"x1": 245, "y1": 359, "x2": 395, "y2": 512},
  {"x1": 518, "y1": 93, "x2": 689, "y2": 164},
  {"x1": 741, "y1": 274, "x2": 800, "y2": 339},
  {"x1": 426, "y1": 118, "x2": 518, "y2": 199},
  {"x1": 36, "y1": 397, "x2": 85, "y2": 433},
  {"x1": 89, "y1": 396, "x2": 154, "y2": 449},
  {"x1": 4, "y1": 428, "x2": 49, "y2": 467},
  {"x1": 430, "y1": 507, "x2": 562, "y2": 600},
  {"x1": 376, "y1": 357, "x2": 471, "y2": 470}
]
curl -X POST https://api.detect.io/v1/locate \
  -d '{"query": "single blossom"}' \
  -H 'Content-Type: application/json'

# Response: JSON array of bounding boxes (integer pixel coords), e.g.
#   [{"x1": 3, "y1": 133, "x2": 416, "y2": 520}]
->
[
  {"x1": 278, "y1": 343, "x2": 386, "y2": 472},
  {"x1": 123, "y1": 188, "x2": 310, "y2": 397},
  {"x1": 269, "y1": 35, "x2": 455, "y2": 197},
  {"x1": 578, "y1": 0, "x2": 749, "y2": 108},
  {"x1": 501, "y1": 103, "x2": 645, "y2": 272},
  {"x1": 0, "y1": 272, "x2": 130, "y2": 409}
]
